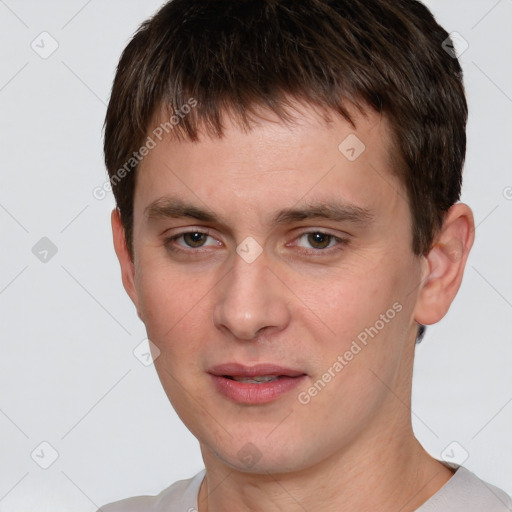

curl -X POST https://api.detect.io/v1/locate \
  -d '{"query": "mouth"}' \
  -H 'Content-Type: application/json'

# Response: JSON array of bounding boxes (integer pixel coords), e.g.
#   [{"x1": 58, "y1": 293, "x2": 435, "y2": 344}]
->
[{"x1": 208, "y1": 363, "x2": 307, "y2": 404}]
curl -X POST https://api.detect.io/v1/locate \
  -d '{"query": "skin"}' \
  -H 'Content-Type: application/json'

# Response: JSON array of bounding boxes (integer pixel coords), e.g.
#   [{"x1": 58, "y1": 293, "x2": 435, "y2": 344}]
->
[{"x1": 112, "y1": 101, "x2": 475, "y2": 512}]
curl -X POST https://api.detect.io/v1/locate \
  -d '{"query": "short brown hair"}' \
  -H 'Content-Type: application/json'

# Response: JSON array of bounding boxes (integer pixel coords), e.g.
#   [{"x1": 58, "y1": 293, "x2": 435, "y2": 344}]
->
[{"x1": 104, "y1": 0, "x2": 467, "y2": 260}]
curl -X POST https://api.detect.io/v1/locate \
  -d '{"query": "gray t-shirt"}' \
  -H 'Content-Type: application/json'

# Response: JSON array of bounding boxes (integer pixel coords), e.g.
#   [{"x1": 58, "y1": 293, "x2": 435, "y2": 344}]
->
[{"x1": 99, "y1": 465, "x2": 512, "y2": 511}]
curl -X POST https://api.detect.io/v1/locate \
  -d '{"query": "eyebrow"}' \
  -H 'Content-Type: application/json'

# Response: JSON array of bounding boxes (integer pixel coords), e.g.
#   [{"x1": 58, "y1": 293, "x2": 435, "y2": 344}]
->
[
  {"x1": 144, "y1": 197, "x2": 374, "y2": 227},
  {"x1": 272, "y1": 201, "x2": 374, "y2": 226}
]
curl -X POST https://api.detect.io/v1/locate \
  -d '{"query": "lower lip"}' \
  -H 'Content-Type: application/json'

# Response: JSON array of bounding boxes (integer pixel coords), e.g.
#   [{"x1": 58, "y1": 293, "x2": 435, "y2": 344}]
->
[{"x1": 209, "y1": 374, "x2": 307, "y2": 404}]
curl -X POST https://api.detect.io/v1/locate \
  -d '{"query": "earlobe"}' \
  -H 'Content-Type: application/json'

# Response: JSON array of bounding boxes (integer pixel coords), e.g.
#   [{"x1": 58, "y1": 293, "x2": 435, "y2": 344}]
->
[
  {"x1": 414, "y1": 203, "x2": 475, "y2": 326},
  {"x1": 111, "y1": 208, "x2": 142, "y2": 319}
]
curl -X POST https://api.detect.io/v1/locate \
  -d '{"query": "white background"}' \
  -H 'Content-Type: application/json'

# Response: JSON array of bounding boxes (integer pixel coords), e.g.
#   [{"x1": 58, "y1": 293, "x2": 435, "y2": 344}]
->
[{"x1": 0, "y1": 1, "x2": 511, "y2": 510}]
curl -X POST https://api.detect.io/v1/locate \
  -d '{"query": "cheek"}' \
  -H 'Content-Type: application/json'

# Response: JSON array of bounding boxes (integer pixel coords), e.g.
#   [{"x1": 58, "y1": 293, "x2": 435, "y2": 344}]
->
[
  {"x1": 294, "y1": 275, "x2": 411, "y2": 433},
  {"x1": 297, "y1": 257, "x2": 413, "y2": 385},
  {"x1": 135, "y1": 258, "x2": 210, "y2": 354},
  {"x1": 297, "y1": 263, "x2": 403, "y2": 340}
]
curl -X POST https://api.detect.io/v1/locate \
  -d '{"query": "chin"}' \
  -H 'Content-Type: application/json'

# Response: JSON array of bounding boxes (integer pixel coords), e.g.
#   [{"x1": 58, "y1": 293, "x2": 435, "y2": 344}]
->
[{"x1": 202, "y1": 430, "x2": 325, "y2": 475}]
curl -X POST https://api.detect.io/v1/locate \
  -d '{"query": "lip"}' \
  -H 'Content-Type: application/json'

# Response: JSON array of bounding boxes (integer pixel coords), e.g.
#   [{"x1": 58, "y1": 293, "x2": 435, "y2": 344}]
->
[{"x1": 208, "y1": 363, "x2": 307, "y2": 404}]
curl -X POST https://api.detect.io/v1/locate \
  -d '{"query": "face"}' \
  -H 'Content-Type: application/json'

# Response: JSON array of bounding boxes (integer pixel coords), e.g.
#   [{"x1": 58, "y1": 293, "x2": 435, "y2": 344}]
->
[{"x1": 119, "y1": 104, "x2": 428, "y2": 474}]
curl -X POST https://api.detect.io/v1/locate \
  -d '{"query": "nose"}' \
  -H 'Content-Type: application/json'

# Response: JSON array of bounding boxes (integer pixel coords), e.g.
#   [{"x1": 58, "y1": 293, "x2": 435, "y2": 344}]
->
[{"x1": 212, "y1": 251, "x2": 291, "y2": 341}]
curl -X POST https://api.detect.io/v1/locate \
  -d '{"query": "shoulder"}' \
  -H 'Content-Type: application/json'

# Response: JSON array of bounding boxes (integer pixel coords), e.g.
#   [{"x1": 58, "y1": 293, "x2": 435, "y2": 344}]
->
[
  {"x1": 418, "y1": 465, "x2": 512, "y2": 512},
  {"x1": 97, "y1": 469, "x2": 205, "y2": 512}
]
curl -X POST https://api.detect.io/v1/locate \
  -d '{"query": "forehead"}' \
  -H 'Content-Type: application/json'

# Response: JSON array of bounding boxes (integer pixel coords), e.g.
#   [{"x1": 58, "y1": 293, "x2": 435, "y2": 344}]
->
[
  {"x1": 144, "y1": 99, "x2": 395, "y2": 167},
  {"x1": 135, "y1": 102, "x2": 407, "y2": 229}
]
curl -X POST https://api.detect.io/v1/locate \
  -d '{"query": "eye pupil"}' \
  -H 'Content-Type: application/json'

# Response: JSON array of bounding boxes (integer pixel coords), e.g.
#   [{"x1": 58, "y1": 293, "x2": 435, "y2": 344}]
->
[
  {"x1": 184, "y1": 232, "x2": 206, "y2": 247},
  {"x1": 308, "y1": 233, "x2": 331, "y2": 249}
]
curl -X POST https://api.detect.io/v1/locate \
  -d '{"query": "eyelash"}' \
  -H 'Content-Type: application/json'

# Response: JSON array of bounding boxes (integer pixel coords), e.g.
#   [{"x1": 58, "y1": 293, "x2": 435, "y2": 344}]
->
[{"x1": 163, "y1": 229, "x2": 350, "y2": 256}]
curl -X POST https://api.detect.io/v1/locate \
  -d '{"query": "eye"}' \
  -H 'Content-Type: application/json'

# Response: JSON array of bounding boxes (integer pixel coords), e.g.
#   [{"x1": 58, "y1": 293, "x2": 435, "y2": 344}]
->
[
  {"x1": 293, "y1": 231, "x2": 349, "y2": 253},
  {"x1": 164, "y1": 230, "x2": 221, "y2": 251}
]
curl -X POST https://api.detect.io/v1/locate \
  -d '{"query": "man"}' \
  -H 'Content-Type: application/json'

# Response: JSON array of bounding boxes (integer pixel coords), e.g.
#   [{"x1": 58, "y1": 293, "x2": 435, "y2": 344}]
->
[{"x1": 99, "y1": 0, "x2": 512, "y2": 510}]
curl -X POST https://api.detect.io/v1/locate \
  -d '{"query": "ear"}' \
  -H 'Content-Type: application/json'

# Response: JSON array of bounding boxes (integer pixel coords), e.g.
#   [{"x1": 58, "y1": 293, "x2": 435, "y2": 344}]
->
[
  {"x1": 111, "y1": 208, "x2": 143, "y2": 320},
  {"x1": 414, "y1": 203, "x2": 475, "y2": 326}
]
